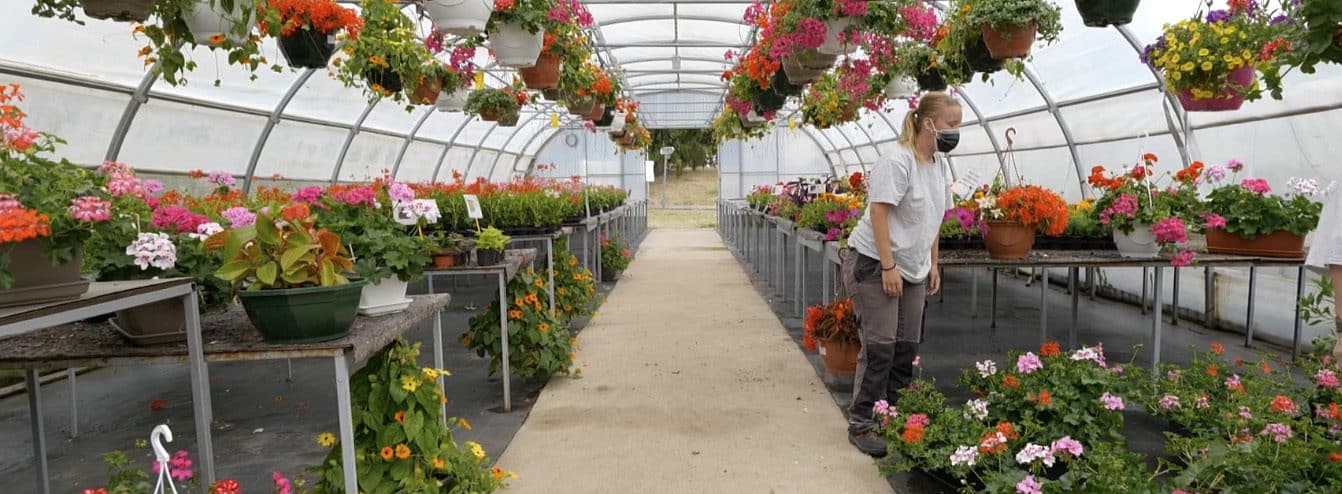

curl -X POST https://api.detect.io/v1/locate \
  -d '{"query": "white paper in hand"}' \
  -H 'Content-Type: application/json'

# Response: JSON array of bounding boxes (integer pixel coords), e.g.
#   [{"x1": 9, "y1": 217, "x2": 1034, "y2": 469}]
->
[{"x1": 463, "y1": 194, "x2": 483, "y2": 219}]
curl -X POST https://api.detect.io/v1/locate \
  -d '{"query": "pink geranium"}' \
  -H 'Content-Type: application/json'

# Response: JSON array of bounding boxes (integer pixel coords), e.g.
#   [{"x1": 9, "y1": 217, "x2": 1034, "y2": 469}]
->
[
  {"x1": 1202, "y1": 212, "x2": 1227, "y2": 229},
  {"x1": 1099, "y1": 193, "x2": 1138, "y2": 225},
  {"x1": 1151, "y1": 217, "x2": 1188, "y2": 244},
  {"x1": 69, "y1": 196, "x2": 111, "y2": 223},
  {"x1": 150, "y1": 206, "x2": 208, "y2": 235},
  {"x1": 1099, "y1": 392, "x2": 1124, "y2": 411},
  {"x1": 1016, "y1": 352, "x2": 1043, "y2": 374},
  {"x1": 1170, "y1": 249, "x2": 1196, "y2": 267},
  {"x1": 1241, "y1": 178, "x2": 1271, "y2": 194}
]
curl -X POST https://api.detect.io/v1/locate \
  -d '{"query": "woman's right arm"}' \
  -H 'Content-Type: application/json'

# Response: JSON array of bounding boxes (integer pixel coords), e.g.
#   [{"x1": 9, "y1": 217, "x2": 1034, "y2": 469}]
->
[{"x1": 870, "y1": 202, "x2": 902, "y2": 298}]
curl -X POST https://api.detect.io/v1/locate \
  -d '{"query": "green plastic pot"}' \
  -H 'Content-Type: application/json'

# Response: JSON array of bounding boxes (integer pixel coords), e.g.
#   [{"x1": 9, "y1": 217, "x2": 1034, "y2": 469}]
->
[{"x1": 238, "y1": 279, "x2": 369, "y2": 343}]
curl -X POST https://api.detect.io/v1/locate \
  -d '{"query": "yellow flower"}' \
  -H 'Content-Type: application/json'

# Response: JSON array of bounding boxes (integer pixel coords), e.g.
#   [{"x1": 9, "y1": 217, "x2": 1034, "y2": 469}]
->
[
  {"x1": 1198, "y1": 48, "x2": 1210, "y2": 57},
  {"x1": 400, "y1": 375, "x2": 419, "y2": 393},
  {"x1": 1201, "y1": 62, "x2": 1214, "y2": 71},
  {"x1": 466, "y1": 441, "x2": 486, "y2": 460},
  {"x1": 1180, "y1": 62, "x2": 1195, "y2": 73},
  {"x1": 316, "y1": 432, "x2": 336, "y2": 447}
]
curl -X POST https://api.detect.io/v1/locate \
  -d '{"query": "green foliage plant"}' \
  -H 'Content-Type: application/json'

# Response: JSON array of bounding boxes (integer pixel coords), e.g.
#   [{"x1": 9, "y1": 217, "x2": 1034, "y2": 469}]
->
[
  {"x1": 208, "y1": 211, "x2": 355, "y2": 291},
  {"x1": 464, "y1": 268, "x2": 574, "y2": 379},
  {"x1": 475, "y1": 226, "x2": 510, "y2": 252}
]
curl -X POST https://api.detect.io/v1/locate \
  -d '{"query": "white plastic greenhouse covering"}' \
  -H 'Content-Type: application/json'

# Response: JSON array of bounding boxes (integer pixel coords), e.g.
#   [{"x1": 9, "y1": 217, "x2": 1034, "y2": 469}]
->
[{"x1": 1, "y1": 0, "x2": 1340, "y2": 343}]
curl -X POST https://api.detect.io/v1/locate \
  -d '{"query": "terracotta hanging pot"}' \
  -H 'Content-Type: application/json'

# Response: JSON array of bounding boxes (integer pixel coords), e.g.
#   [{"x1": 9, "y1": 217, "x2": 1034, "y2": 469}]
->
[
  {"x1": 410, "y1": 76, "x2": 444, "y2": 105},
  {"x1": 1205, "y1": 229, "x2": 1305, "y2": 258},
  {"x1": 519, "y1": 53, "x2": 561, "y2": 90},
  {"x1": 619, "y1": 133, "x2": 636, "y2": 146},
  {"x1": 479, "y1": 107, "x2": 501, "y2": 122},
  {"x1": 82, "y1": 0, "x2": 155, "y2": 22},
  {"x1": 983, "y1": 221, "x2": 1036, "y2": 260},
  {"x1": 582, "y1": 103, "x2": 606, "y2": 121},
  {"x1": 1178, "y1": 66, "x2": 1255, "y2": 112},
  {"x1": 1075, "y1": 0, "x2": 1142, "y2": 28},
  {"x1": 817, "y1": 337, "x2": 859, "y2": 377},
  {"x1": 981, "y1": 22, "x2": 1038, "y2": 59}
]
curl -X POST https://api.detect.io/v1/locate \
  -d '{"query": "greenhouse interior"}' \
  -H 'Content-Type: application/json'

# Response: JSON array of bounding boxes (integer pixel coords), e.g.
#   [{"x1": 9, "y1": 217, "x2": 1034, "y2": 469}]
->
[{"x1": 2, "y1": 0, "x2": 1342, "y2": 492}]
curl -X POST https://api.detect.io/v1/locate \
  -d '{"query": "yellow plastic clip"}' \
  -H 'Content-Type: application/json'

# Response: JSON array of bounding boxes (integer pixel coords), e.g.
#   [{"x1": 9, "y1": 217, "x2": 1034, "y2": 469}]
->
[
  {"x1": 474, "y1": 72, "x2": 485, "y2": 89},
  {"x1": 550, "y1": 113, "x2": 560, "y2": 128}
]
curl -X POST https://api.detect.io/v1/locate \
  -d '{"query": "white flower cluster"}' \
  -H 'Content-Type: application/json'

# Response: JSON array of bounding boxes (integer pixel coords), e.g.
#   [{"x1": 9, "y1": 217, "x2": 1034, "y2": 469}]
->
[
  {"x1": 964, "y1": 399, "x2": 989, "y2": 421},
  {"x1": 188, "y1": 222, "x2": 224, "y2": 242},
  {"x1": 1014, "y1": 443, "x2": 1056, "y2": 468},
  {"x1": 949, "y1": 446, "x2": 978, "y2": 467},
  {"x1": 126, "y1": 232, "x2": 177, "y2": 271},
  {"x1": 975, "y1": 359, "x2": 997, "y2": 378},
  {"x1": 1289, "y1": 177, "x2": 1319, "y2": 196}
]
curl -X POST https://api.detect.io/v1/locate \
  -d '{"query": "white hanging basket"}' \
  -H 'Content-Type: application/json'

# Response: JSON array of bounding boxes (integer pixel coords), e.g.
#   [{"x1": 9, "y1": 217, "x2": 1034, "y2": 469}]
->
[
  {"x1": 184, "y1": 0, "x2": 256, "y2": 45},
  {"x1": 1113, "y1": 223, "x2": 1162, "y2": 258},
  {"x1": 436, "y1": 87, "x2": 470, "y2": 112},
  {"x1": 609, "y1": 111, "x2": 627, "y2": 132},
  {"x1": 424, "y1": 0, "x2": 492, "y2": 37},
  {"x1": 818, "y1": 17, "x2": 857, "y2": 56},
  {"x1": 490, "y1": 24, "x2": 544, "y2": 68},
  {"x1": 884, "y1": 77, "x2": 919, "y2": 99},
  {"x1": 358, "y1": 277, "x2": 411, "y2": 316}
]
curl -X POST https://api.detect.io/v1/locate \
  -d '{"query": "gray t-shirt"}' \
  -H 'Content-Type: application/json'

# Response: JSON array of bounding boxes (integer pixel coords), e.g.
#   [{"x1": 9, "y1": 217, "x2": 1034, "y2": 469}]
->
[{"x1": 847, "y1": 146, "x2": 948, "y2": 283}]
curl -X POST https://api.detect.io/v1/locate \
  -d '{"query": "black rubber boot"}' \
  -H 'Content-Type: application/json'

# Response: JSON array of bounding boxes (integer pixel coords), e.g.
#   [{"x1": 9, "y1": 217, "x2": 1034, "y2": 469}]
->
[
  {"x1": 849, "y1": 342, "x2": 897, "y2": 433},
  {"x1": 887, "y1": 341, "x2": 919, "y2": 401}
]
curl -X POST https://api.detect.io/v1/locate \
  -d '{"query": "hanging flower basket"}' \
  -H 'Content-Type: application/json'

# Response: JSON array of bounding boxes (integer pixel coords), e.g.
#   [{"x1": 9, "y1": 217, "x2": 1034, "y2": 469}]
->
[
  {"x1": 981, "y1": 22, "x2": 1038, "y2": 59},
  {"x1": 781, "y1": 56, "x2": 825, "y2": 85},
  {"x1": 1205, "y1": 229, "x2": 1306, "y2": 258},
  {"x1": 754, "y1": 89, "x2": 787, "y2": 113},
  {"x1": 0, "y1": 239, "x2": 90, "y2": 308},
  {"x1": 916, "y1": 67, "x2": 949, "y2": 92},
  {"x1": 519, "y1": 53, "x2": 561, "y2": 90},
  {"x1": 965, "y1": 35, "x2": 1006, "y2": 74},
  {"x1": 490, "y1": 23, "x2": 544, "y2": 68},
  {"x1": 435, "y1": 86, "x2": 470, "y2": 112},
  {"x1": 771, "y1": 70, "x2": 803, "y2": 97},
  {"x1": 817, "y1": 337, "x2": 859, "y2": 377},
  {"x1": 409, "y1": 76, "x2": 444, "y2": 106},
  {"x1": 582, "y1": 103, "x2": 605, "y2": 121},
  {"x1": 1112, "y1": 223, "x2": 1161, "y2": 258},
  {"x1": 983, "y1": 221, "x2": 1036, "y2": 260},
  {"x1": 279, "y1": 29, "x2": 337, "y2": 69},
  {"x1": 609, "y1": 111, "x2": 627, "y2": 132},
  {"x1": 884, "y1": 77, "x2": 918, "y2": 99},
  {"x1": 424, "y1": 0, "x2": 492, "y2": 36},
  {"x1": 566, "y1": 95, "x2": 597, "y2": 115},
  {"x1": 798, "y1": 49, "x2": 839, "y2": 70},
  {"x1": 497, "y1": 111, "x2": 521, "y2": 127},
  {"x1": 542, "y1": 88, "x2": 563, "y2": 101},
  {"x1": 594, "y1": 106, "x2": 616, "y2": 127},
  {"x1": 184, "y1": 0, "x2": 257, "y2": 45},
  {"x1": 1075, "y1": 0, "x2": 1141, "y2": 28},
  {"x1": 619, "y1": 133, "x2": 637, "y2": 146},
  {"x1": 818, "y1": 17, "x2": 858, "y2": 56},
  {"x1": 1177, "y1": 66, "x2": 1256, "y2": 112},
  {"x1": 364, "y1": 68, "x2": 404, "y2": 93},
  {"x1": 82, "y1": 0, "x2": 155, "y2": 22}
]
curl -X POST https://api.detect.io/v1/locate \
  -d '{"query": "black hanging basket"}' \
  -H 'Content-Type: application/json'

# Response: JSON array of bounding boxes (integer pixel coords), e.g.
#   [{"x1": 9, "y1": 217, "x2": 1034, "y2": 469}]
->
[
  {"x1": 1075, "y1": 0, "x2": 1141, "y2": 28},
  {"x1": 365, "y1": 68, "x2": 403, "y2": 93},
  {"x1": 964, "y1": 35, "x2": 1005, "y2": 74},
  {"x1": 279, "y1": 29, "x2": 336, "y2": 69},
  {"x1": 754, "y1": 89, "x2": 787, "y2": 113},
  {"x1": 916, "y1": 68, "x2": 949, "y2": 92},
  {"x1": 771, "y1": 70, "x2": 803, "y2": 97},
  {"x1": 594, "y1": 106, "x2": 615, "y2": 127},
  {"x1": 542, "y1": 88, "x2": 563, "y2": 101}
]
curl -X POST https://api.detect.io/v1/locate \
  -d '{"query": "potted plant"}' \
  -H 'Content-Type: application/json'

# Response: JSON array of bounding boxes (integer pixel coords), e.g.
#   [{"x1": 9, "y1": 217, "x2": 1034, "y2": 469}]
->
[
  {"x1": 486, "y1": 0, "x2": 551, "y2": 68},
  {"x1": 523, "y1": 3, "x2": 592, "y2": 90},
  {"x1": 1075, "y1": 0, "x2": 1142, "y2": 28},
  {"x1": 1288, "y1": 0, "x2": 1342, "y2": 73},
  {"x1": 32, "y1": 0, "x2": 155, "y2": 23},
  {"x1": 422, "y1": 0, "x2": 493, "y2": 36},
  {"x1": 317, "y1": 182, "x2": 437, "y2": 316},
  {"x1": 819, "y1": 0, "x2": 870, "y2": 56},
  {"x1": 1141, "y1": 1, "x2": 1293, "y2": 111},
  {"x1": 464, "y1": 87, "x2": 522, "y2": 122},
  {"x1": 463, "y1": 269, "x2": 573, "y2": 379},
  {"x1": 0, "y1": 85, "x2": 115, "y2": 307},
  {"x1": 333, "y1": 0, "x2": 436, "y2": 101},
  {"x1": 129, "y1": 0, "x2": 272, "y2": 86},
  {"x1": 408, "y1": 64, "x2": 447, "y2": 106},
  {"x1": 957, "y1": 0, "x2": 1064, "y2": 59},
  {"x1": 599, "y1": 234, "x2": 631, "y2": 282},
  {"x1": 802, "y1": 299, "x2": 860, "y2": 377},
  {"x1": 475, "y1": 226, "x2": 511, "y2": 266},
  {"x1": 800, "y1": 71, "x2": 861, "y2": 129},
  {"x1": 1088, "y1": 154, "x2": 1203, "y2": 258},
  {"x1": 207, "y1": 211, "x2": 366, "y2": 343},
  {"x1": 433, "y1": 45, "x2": 476, "y2": 112},
  {"x1": 1201, "y1": 159, "x2": 1323, "y2": 258},
  {"x1": 259, "y1": 0, "x2": 361, "y2": 69},
  {"x1": 430, "y1": 232, "x2": 472, "y2": 268},
  {"x1": 976, "y1": 182, "x2": 1069, "y2": 260}
]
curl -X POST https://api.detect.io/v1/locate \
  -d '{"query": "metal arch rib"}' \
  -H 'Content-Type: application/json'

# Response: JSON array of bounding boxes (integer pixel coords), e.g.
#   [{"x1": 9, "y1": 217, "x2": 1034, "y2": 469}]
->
[
  {"x1": 826, "y1": 125, "x2": 862, "y2": 169},
  {"x1": 330, "y1": 101, "x2": 379, "y2": 185},
  {"x1": 243, "y1": 68, "x2": 317, "y2": 193},
  {"x1": 954, "y1": 92, "x2": 1012, "y2": 185},
  {"x1": 515, "y1": 127, "x2": 559, "y2": 174},
  {"x1": 798, "y1": 127, "x2": 839, "y2": 177},
  {"x1": 390, "y1": 109, "x2": 436, "y2": 179},
  {"x1": 808, "y1": 125, "x2": 848, "y2": 172},
  {"x1": 462, "y1": 122, "x2": 500, "y2": 179},
  {"x1": 430, "y1": 115, "x2": 479, "y2": 184},
  {"x1": 105, "y1": 43, "x2": 182, "y2": 162},
  {"x1": 1021, "y1": 66, "x2": 1089, "y2": 198},
  {"x1": 1116, "y1": 25, "x2": 1194, "y2": 167},
  {"x1": 597, "y1": 13, "x2": 748, "y2": 27},
  {"x1": 618, "y1": 55, "x2": 731, "y2": 66},
  {"x1": 841, "y1": 121, "x2": 880, "y2": 172},
  {"x1": 487, "y1": 112, "x2": 546, "y2": 178}
]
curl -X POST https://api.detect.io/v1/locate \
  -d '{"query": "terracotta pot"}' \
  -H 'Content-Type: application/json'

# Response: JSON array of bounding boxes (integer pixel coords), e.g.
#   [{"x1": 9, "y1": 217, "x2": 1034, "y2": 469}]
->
[
  {"x1": 983, "y1": 221, "x2": 1036, "y2": 260},
  {"x1": 519, "y1": 53, "x2": 561, "y2": 90},
  {"x1": 82, "y1": 0, "x2": 155, "y2": 22},
  {"x1": 566, "y1": 95, "x2": 596, "y2": 115},
  {"x1": 410, "y1": 76, "x2": 443, "y2": 105},
  {"x1": 981, "y1": 22, "x2": 1038, "y2": 59},
  {"x1": 1205, "y1": 229, "x2": 1305, "y2": 258},
  {"x1": 818, "y1": 338, "x2": 860, "y2": 377},
  {"x1": 582, "y1": 103, "x2": 606, "y2": 121},
  {"x1": 619, "y1": 133, "x2": 636, "y2": 146},
  {"x1": 479, "y1": 107, "x2": 501, "y2": 122},
  {"x1": 1075, "y1": 0, "x2": 1142, "y2": 28},
  {"x1": 1178, "y1": 65, "x2": 1255, "y2": 112},
  {"x1": 0, "y1": 239, "x2": 90, "y2": 308},
  {"x1": 431, "y1": 252, "x2": 462, "y2": 268}
]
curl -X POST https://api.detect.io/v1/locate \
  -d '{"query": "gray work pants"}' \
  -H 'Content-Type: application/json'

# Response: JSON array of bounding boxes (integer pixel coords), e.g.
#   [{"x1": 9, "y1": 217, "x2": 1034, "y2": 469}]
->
[{"x1": 841, "y1": 250, "x2": 926, "y2": 434}]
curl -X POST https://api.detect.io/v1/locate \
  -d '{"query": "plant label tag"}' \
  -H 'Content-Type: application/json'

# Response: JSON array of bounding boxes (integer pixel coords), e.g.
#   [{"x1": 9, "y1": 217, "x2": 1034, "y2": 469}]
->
[
  {"x1": 818, "y1": 346, "x2": 827, "y2": 356},
  {"x1": 950, "y1": 168, "x2": 983, "y2": 198},
  {"x1": 392, "y1": 203, "x2": 418, "y2": 226},
  {"x1": 463, "y1": 194, "x2": 483, "y2": 220},
  {"x1": 809, "y1": 183, "x2": 822, "y2": 195},
  {"x1": 771, "y1": 185, "x2": 784, "y2": 195}
]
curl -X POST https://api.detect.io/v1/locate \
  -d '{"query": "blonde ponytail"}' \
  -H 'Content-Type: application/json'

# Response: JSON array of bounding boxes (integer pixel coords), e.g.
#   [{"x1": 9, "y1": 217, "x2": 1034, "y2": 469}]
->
[{"x1": 897, "y1": 91, "x2": 960, "y2": 162}]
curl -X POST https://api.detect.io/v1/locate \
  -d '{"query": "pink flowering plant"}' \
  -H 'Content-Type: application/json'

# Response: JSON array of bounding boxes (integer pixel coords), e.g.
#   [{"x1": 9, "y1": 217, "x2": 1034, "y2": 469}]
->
[
  {"x1": 315, "y1": 179, "x2": 437, "y2": 284},
  {"x1": 1201, "y1": 159, "x2": 1323, "y2": 239}
]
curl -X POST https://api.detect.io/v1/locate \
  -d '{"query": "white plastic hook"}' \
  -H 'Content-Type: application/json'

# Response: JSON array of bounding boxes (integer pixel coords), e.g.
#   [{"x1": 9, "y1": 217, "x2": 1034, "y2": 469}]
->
[{"x1": 150, "y1": 425, "x2": 179, "y2": 494}]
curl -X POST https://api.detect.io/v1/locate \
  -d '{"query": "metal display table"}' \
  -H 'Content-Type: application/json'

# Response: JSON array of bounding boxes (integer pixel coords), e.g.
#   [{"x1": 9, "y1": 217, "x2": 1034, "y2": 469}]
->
[
  {"x1": 508, "y1": 229, "x2": 568, "y2": 317},
  {"x1": 423, "y1": 248, "x2": 536, "y2": 413},
  {"x1": 0, "y1": 280, "x2": 450, "y2": 494}
]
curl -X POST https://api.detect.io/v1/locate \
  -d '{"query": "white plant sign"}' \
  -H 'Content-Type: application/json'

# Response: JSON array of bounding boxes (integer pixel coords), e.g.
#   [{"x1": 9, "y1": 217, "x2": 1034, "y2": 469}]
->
[
  {"x1": 463, "y1": 194, "x2": 483, "y2": 220},
  {"x1": 392, "y1": 203, "x2": 418, "y2": 226}
]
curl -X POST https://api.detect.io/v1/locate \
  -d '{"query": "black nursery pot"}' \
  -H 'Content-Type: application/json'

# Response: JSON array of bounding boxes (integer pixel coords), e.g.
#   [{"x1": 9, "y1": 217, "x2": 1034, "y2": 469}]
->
[
  {"x1": 594, "y1": 106, "x2": 615, "y2": 127},
  {"x1": 771, "y1": 70, "x2": 803, "y2": 96},
  {"x1": 916, "y1": 68, "x2": 949, "y2": 92},
  {"x1": 1076, "y1": 0, "x2": 1142, "y2": 28},
  {"x1": 965, "y1": 35, "x2": 1005, "y2": 74},
  {"x1": 279, "y1": 29, "x2": 336, "y2": 69},
  {"x1": 755, "y1": 89, "x2": 787, "y2": 113},
  {"x1": 365, "y1": 68, "x2": 403, "y2": 93}
]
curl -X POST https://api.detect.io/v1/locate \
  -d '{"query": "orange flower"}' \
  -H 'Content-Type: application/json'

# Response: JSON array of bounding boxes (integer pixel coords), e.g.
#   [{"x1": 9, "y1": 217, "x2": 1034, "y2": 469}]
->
[
  {"x1": 380, "y1": 446, "x2": 394, "y2": 461},
  {"x1": 1038, "y1": 390, "x2": 1051, "y2": 406},
  {"x1": 394, "y1": 410, "x2": 406, "y2": 424},
  {"x1": 1259, "y1": 360, "x2": 1272, "y2": 374},
  {"x1": 1039, "y1": 341, "x2": 1060, "y2": 358},
  {"x1": 997, "y1": 422, "x2": 1020, "y2": 440},
  {"x1": 208, "y1": 34, "x2": 226, "y2": 46},
  {"x1": 1207, "y1": 364, "x2": 1219, "y2": 377},
  {"x1": 433, "y1": 457, "x2": 446, "y2": 469},
  {"x1": 1329, "y1": 452, "x2": 1342, "y2": 463},
  {"x1": 458, "y1": 418, "x2": 472, "y2": 430},
  {"x1": 1269, "y1": 395, "x2": 1296, "y2": 414},
  {"x1": 281, "y1": 203, "x2": 310, "y2": 222},
  {"x1": 995, "y1": 185, "x2": 1069, "y2": 236},
  {"x1": 900, "y1": 425, "x2": 925, "y2": 444},
  {"x1": 394, "y1": 443, "x2": 411, "y2": 460},
  {"x1": 1210, "y1": 342, "x2": 1224, "y2": 354},
  {"x1": 538, "y1": 323, "x2": 550, "y2": 333},
  {"x1": 508, "y1": 310, "x2": 522, "y2": 320},
  {"x1": 1003, "y1": 374, "x2": 1020, "y2": 389},
  {"x1": 0, "y1": 208, "x2": 51, "y2": 244},
  {"x1": 491, "y1": 467, "x2": 505, "y2": 479},
  {"x1": 1143, "y1": 153, "x2": 1159, "y2": 163}
]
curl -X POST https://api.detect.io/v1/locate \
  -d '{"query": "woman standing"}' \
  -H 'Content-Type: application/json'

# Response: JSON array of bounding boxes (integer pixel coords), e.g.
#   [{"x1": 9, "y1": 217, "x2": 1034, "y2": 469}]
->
[
  {"x1": 843, "y1": 92, "x2": 962, "y2": 456},
  {"x1": 1307, "y1": 182, "x2": 1342, "y2": 361}
]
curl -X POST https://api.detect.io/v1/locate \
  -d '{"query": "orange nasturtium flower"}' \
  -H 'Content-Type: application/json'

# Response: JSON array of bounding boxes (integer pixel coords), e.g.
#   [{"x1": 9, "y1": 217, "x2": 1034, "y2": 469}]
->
[
  {"x1": 394, "y1": 410, "x2": 406, "y2": 424},
  {"x1": 379, "y1": 446, "x2": 394, "y2": 461},
  {"x1": 394, "y1": 444, "x2": 411, "y2": 460}
]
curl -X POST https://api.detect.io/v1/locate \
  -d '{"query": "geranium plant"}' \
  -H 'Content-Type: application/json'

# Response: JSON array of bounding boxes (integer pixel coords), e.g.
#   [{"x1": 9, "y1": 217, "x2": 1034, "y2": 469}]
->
[
  {"x1": 464, "y1": 87, "x2": 523, "y2": 120},
  {"x1": 599, "y1": 234, "x2": 631, "y2": 273},
  {"x1": 1088, "y1": 153, "x2": 1204, "y2": 246},
  {"x1": 316, "y1": 181, "x2": 438, "y2": 285},
  {"x1": 1201, "y1": 159, "x2": 1323, "y2": 239},
  {"x1": 486, "y1": 0, "x2": 553, "y2": 34},
  {"x1": 332, "y1": 0, "x2": 437, "y2": 103},
  {"x1": 258, "y1": 0, "x2": 362, "y2": 41},
  {"x1": 958, "y1": 0, "x2": 1064, "y2": 47},
  {"x1": 464, "y1": 268, "x2": 575, "y2": 379}
]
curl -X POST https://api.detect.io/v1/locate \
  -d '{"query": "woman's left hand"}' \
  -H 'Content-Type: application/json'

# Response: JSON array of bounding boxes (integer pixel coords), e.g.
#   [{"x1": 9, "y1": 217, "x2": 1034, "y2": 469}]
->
[{"x1": 928, "y1": 266, "x2": 941, "y2": 295}]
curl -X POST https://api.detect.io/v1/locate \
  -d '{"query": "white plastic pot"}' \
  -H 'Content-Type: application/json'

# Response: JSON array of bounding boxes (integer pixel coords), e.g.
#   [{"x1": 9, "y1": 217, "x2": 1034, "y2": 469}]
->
[
  {"x1": 609, "y1": 111, "x2": 627, "y2": 132},
  {"x1": 184, "y1": 0, "x2": 257, "y2": 45},
  {"x1": 357, "y1": 277, "x2": 410, "y2": 316},
  {"x1": 424, "y1": 0, "x2": 492, "y2": 37},
  {"x1": 1113, "y1": 223, "x2": 1161, "y2": 258},
  {"x1": 884, "y1": 77, "x2": 919, "y2": 99},
  {"x1": 490, "y1": 24, "x2": 544, "y2": 68},
  {"x1": 818, "y1": 17, "x2": 857, "y2": 56},
  {"x1": 436, "y1": 87, "x2": 470, "y2": 112}
]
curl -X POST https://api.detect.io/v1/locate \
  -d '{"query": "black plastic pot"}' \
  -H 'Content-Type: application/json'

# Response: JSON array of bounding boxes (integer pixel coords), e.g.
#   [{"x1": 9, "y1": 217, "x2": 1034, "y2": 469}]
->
[
  {"x1": 965, "y1": 35, "x2": 1005, "y2": 74},
  {"x1": 916, "y1": 68, "x2": 949, "y2": 92},
  {"x1": 594, "y1": 106, "x2": 615, "y2": 127},
  {"x1": 1076, "y1": 0, "x2": 1141, "y2": 28},
  {"x1": 755, "y1": 89, "x2": 787, "y2": 113},
  {"x1": 365, "y1": 69, "x2": 403, "y2": 93},
  {"x1": 279, "y1": 29, "x2": 336, "y2": 69},
  {"x1": 477, "y1": 249, "x2": 505, "y2": 266},
  {"x1": 771, "y1": 70, "x2": 803, "y2": 96}
]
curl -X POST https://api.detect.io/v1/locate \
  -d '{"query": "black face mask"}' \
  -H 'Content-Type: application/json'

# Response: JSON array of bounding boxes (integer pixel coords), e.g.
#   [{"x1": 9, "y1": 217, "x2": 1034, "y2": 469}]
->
[{"x1": 936, "y1": 129, "x2": 961, "y2": 153}]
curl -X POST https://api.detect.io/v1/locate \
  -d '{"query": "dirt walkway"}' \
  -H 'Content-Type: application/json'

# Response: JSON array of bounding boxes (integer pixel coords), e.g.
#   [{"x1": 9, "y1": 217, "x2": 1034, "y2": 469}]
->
[{"x1": 496, "y1": 228, "x2": 890, "y2": 494}]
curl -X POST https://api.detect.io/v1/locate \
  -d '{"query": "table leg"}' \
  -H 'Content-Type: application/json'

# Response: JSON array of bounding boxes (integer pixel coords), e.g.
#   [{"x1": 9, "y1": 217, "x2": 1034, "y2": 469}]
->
[
  {"x1": 971, "y1": 269, "x2": 978, "y2": 319},
  {"x1": 1293, "y1": 265, "x2": 1305, "y2": 360},
  {"x1": 1245, "y1": 266, "x2": 1257, "y2": 347},
  {"x1": 546, "y1": 240, "x2": 556, "y2": 317},
  {"x1": 333, "y1": 356, "x2": 357, "y2": 494},
  {"x1": 800, "y1": 247, "x2": 808, "y2": 312},
  {"x1": 1141, "y1": 267, "x2": 1150, "y2": 315},
  {"x1": 821, "y1": 251, "x2": 831, "y2": 304},
  {"x1": 1039, "y1": 267, "x2": 1048, "y2": 345},
  {"x1": 1205, "y1": 267, "x2": 1215, "y2": 327},
  {"x1": 1171, "y1": 268, "x2": 1181, "y2": 326},
  {"x1": 1070, "y1": 267, "x2": 1079, "y2": 350},
  {"x1": 1152, "y1": 267, "x2": 1164, "y2": 371},
  {"x1": 433, "y1": 309, "x2": 447, "y2": 425},
  {"x1": 776, "y1": 233, "x2": 785, "y2": 297},
  {"x1": 184, "y1": 292, "x2": 215, "y2": 486},
  {"x1": 991, "y1": 269, "x2": 998, "y2": 329},
  {"x1": 793, "y1": 237, "x2": 802, "y2": 318},
  {"x1": 26, "y1": 368, "x2": 49, "y2": 494},
  {"x1": 499, "y1": 273, "x2": 512, "y2": 412},
  {"x1": 68, "y1": 368, "x2": 77, "y2": 438},
  {"x1": 427, "y1": 273, "x2": 435, "y2": 295}
]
